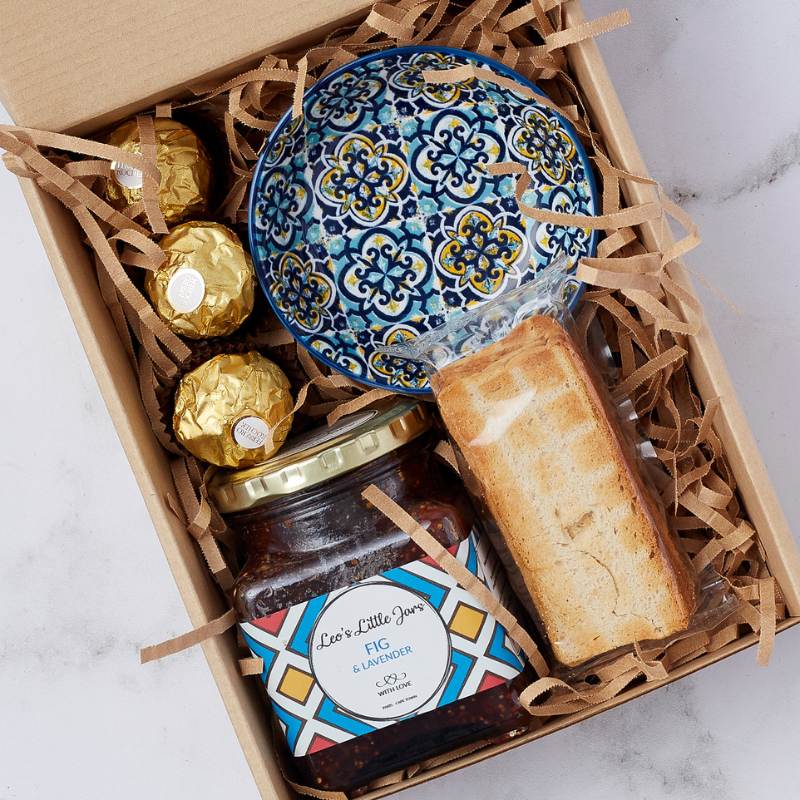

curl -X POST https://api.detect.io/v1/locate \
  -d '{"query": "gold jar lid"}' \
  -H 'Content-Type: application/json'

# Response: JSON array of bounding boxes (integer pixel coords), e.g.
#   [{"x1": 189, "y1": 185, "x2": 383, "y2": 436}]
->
[{"x1": 209, "y1": 399, "x2": 431, "y2": 513}]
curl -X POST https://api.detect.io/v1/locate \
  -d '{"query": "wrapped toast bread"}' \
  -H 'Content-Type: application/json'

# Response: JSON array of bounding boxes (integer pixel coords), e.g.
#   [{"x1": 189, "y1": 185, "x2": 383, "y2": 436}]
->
[{"x1": 433, "y1": 315, "x2": 697, "y2": 668}]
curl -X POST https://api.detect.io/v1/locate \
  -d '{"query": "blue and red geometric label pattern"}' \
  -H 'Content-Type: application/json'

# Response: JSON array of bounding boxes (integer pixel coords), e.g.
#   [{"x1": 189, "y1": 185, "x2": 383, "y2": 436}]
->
[{"x1": 240, "y1": 527, "x2": 525, "y2": 757}]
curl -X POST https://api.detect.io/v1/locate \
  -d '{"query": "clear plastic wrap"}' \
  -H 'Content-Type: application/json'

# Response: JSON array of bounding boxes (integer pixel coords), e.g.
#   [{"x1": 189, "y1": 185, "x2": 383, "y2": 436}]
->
[{"x1": 383, "y1": 258, "x2": 738, "y2": 675}]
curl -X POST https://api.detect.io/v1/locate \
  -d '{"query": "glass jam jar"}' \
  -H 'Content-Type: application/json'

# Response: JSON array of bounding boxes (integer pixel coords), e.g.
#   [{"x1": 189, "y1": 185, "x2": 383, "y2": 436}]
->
[{"x1": 209, "y1": 399, "x2": 533, "y2": 794}]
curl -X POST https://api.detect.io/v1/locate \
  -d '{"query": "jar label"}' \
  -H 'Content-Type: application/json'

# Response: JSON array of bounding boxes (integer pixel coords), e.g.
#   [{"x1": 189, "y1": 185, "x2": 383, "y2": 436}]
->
[
  {"x1": 240, "y1": 528, "x2": 525, "y2": 757},
  {"x1": 310, "y1": 582, "x2": 451, "y2": 721}
]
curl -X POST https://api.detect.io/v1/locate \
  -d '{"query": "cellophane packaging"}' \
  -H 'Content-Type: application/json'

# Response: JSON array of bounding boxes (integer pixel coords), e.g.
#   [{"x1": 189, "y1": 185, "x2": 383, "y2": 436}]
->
[{"x1": 384, "y1": 258, "x2": 737, "y2": 676}]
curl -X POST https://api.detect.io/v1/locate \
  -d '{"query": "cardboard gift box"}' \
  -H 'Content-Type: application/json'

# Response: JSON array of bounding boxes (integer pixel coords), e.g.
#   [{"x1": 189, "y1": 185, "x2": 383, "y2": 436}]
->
[{"x1": 1, "y1": 1, "x2": 799, "y2": 797}]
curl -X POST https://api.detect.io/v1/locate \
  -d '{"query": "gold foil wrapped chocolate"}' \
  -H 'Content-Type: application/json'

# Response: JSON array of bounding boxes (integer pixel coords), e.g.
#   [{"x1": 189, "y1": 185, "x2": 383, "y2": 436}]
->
[
  {"x1": 174, "y1": 352, "x2": 294, "y2": 468},
  {"x1": 145, "y1": 221, "x2": 255, "y2": 339},
  {"x1": 104, "y1": 117, "x2": 211, "y2": 225}
]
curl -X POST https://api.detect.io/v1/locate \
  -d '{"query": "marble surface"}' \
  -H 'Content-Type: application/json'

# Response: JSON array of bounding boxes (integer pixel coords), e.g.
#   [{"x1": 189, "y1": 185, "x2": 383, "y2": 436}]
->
[{"x1": 1, "y1": 1, "x2": 799, "y2": 798}]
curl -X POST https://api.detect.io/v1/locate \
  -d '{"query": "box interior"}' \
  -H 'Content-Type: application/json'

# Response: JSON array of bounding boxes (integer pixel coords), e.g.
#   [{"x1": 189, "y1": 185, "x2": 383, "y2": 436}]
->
[{"x1": 8, "y1": 1, "x2": 800, "y2": 798}]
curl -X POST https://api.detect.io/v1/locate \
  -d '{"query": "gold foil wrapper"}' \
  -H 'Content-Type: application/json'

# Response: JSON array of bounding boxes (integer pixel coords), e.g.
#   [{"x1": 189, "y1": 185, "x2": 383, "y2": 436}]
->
[
  {"x1": 174, "y1": 352, "x2": 294, "y2": 468},
  {"x1": 104, "y1": 118, "x2": 211, "y2": 225},
  {"x1": 145, "y1": 221, "x2": 255, "y2": 339}
]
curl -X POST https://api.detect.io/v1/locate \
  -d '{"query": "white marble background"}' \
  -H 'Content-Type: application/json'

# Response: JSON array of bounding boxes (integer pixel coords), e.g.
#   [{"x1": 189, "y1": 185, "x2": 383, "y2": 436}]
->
[{"x1": 1, "y1": 1, "x2": 798, "y2": 798}]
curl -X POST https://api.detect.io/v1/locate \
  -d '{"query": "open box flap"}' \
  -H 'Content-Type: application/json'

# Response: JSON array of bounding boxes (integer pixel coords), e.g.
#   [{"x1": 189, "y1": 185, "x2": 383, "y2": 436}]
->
[
  {"x1": 0, "y1": 0, "x2": 372, "y2": 134},
  {"x1": 2, "y1": 1, "x2": 799, "y2": 797}
]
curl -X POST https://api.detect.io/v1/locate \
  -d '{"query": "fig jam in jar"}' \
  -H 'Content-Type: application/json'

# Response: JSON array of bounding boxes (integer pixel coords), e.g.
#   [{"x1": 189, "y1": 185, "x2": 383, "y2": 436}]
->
[{"x1": 209, "y1": 400, "x2": 533, "y2": 794}]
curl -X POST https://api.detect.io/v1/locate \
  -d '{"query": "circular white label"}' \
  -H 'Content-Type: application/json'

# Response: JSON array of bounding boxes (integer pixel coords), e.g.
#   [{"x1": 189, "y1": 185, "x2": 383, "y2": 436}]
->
[
  {"x1": 309, "y1": 583, "x2": 450, "y2": 721},
  {"x1": 233, "y1": 416, "x2": 270, "y2": 450},
  {"x1": 111, "y1": 161, "x2": 144, "y2": 189},
  {"x1": 166, "y1": 268, "x2": 206, "y2": 313}
]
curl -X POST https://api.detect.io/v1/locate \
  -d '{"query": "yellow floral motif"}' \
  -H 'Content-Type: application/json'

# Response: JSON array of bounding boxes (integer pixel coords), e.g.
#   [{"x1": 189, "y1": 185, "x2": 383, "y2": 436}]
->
[
  {"x1": 271, "y1": 251, "x2": 334, "y2": 333},
  {"x1": 389, "y1": 52, "x2": 473, "y2": 106},
  {"x1": 319, "y1": 134, "x2": 408, "y2": 224},
  {"x1": 510, "y1": 108, "x2": 576, "y2": 184},
  {"x1": 369, "y1": 326, "x2": 428, "y2": 390},
  {"x1": 438, "y1": 208, "x2": 524, "y2": 297}
]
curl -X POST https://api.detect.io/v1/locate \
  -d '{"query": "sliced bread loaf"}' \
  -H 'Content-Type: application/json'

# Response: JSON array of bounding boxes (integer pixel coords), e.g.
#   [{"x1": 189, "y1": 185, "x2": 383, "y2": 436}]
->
[{"x1": 435, "y1": 315, "x2": 696, "y2": 668}]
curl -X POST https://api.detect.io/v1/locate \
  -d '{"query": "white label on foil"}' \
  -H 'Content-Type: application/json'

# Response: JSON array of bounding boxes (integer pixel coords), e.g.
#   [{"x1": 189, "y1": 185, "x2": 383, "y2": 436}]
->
[
  {"x1": 233, "y1": 416, "x2": 269, "y2": 449},
  {"x1": 111, "y1": 161, "x2": 144, "y2": 189},
  {"x1": 166, "y1": 268, "x2": 206, "y2": 313},
  {"x1": 309, "y1": 582, "x2": 450, "y2": 721}
]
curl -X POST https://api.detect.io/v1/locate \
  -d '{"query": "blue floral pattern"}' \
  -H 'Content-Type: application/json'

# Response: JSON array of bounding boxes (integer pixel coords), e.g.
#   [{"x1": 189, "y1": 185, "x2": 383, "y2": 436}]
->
[
  {"x1": 253, "y1": 163, "x2": 311, "y2": 252},
  {"x1": 386, "y1": 50, "x2": 486, "y2": 114},
  {"x1": 308, "y1": 330, "x2": 370, "y2": 380},
  {"x1": 263, "y1": 116, "x2": 305, "y2": 167},
  {"x1": 249, "y1": 46, "x2": 598, "y2": 394},
  {"x1": 368, "y1": 323, "x2": 437, "y2": 392},
  {"x1": 269, "y1": 246, "x2": 336, "y2": 334},
  {"x1": 332, "y1": 221, "x2": 439, "y2": 327},
  {"x1": 306, "y1": 65, "x2": 390, "y2": 140},
  {"x1": 531, "y1": 187, "x2": 593, "y2": 260},
  {"x1": 506, "y1": 106, "x2": 577, "y2": 184},
  {"x1": 404, "y1": 108, "x2": 507, "y2": 208}
]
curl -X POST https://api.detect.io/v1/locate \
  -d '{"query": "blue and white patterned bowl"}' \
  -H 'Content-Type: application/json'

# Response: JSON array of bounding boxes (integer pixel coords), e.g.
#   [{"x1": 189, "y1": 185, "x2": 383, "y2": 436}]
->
[{"x1": 249, "y1": 46, "x2": 599, "y2": 394}]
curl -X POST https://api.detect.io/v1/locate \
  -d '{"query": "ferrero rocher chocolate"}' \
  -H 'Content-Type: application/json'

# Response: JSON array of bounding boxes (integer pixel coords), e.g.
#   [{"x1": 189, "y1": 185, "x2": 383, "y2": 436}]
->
[
  {"x1": 145, "y1": 221, "x2": 255, "y2": 339},
  {"x1": 173, "y1": 352, "x2": 294, "y2": 468},
  {"x1": 104, "y1": 117, "x2": 211, "y2": 225}
]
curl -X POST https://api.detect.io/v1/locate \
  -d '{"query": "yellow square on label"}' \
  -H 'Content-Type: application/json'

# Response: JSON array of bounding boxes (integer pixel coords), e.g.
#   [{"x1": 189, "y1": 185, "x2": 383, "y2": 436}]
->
[
  {"x1": 277, "y1": 665, "x2": 315, "y2": 704},
  {"x1": 449, "y1": 603, "x2": 486, "y2": 641}
]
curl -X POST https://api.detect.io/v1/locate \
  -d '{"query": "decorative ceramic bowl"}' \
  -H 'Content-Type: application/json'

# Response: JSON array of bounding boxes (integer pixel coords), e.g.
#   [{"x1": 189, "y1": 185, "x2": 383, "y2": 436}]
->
[{"x1": 249, "y1": 46, "x2": 598, "y2": 394}]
